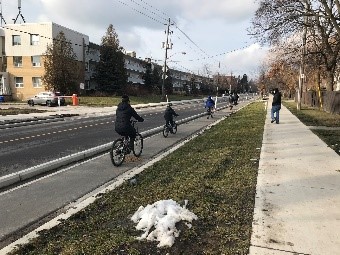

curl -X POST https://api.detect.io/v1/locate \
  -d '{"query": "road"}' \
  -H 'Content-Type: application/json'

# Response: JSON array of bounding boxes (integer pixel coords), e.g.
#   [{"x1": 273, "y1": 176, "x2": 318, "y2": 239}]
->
[
  {"x1": 0, "y1": 96, "x2": 251, "y2": 251},
  {"x1": 0, "y1": 99, "x2": 229, "y2": 177}
]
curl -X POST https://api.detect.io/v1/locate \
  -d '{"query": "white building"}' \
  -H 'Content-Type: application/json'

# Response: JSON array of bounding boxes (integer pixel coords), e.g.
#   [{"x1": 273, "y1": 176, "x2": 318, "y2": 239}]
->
[{"x1": 3, "y1": 22, "x2": 89, "y2": 100}]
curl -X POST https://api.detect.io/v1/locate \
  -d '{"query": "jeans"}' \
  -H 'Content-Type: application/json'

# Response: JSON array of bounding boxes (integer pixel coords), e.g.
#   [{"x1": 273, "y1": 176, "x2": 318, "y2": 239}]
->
[{"x1": 271, "y1": 105, "x2": 281, "y2": 123}]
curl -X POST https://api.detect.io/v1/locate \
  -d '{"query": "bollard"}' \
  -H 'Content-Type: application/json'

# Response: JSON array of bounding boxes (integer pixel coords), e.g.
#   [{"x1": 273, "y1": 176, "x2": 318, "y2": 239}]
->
[{"x1": 72, "y1": 94, "x2": 79, "y2": 106}]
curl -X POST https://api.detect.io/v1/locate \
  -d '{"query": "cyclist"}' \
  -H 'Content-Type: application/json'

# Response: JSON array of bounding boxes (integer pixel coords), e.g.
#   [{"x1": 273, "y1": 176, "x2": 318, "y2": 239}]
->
[
  {"x1": 115, "y1": 95, "x2": 144, "y2": 152},
  {"x1": 205, "y1": 95, "x2": 215, "y2": 119},
  {"x1": 164, "y1": 103, "x2": 179, "y2": 132}
]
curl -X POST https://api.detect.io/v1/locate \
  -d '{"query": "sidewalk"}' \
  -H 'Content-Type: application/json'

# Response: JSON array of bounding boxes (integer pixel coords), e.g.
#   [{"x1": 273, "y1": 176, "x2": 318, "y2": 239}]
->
[{"x1": 249, "y1": 97, "x2": 340, "y2": 255}]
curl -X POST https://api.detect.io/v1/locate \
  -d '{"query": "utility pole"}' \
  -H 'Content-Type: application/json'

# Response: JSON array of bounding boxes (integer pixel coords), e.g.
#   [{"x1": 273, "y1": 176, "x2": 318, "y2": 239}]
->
[{"x1": 162, "y1": 18, "x2": 172, "y2": 100}]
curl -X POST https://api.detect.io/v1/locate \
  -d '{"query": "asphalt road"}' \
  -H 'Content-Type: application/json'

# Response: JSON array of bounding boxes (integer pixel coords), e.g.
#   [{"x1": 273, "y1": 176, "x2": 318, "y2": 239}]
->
[{"x1": 1, "y1": 99, "x2": 228, "y2": 177}]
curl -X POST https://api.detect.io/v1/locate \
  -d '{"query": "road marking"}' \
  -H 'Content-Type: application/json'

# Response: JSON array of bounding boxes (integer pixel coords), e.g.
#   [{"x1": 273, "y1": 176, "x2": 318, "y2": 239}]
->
[{"x1": 1, "y1": 121, "x2": 116, "y2": 144}]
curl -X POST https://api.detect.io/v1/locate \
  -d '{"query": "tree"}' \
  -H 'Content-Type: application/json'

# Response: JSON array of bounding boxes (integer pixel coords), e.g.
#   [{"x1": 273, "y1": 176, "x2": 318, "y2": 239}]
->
[
  {"x1": 42, "y1": 31, "x2": 80, "y2": 95},
  {"x1": 142, "y1": 62, "x2": 153, "y2": 93},
  {"x1": 94, "y1": 24, "x2": 127, "y2": 94},
  {"x1": 151, "y1": 66, "x2": 162, "y2": 94},
  {"x1": 250, "y1": 0, "x2": 340, "y2": 91}
]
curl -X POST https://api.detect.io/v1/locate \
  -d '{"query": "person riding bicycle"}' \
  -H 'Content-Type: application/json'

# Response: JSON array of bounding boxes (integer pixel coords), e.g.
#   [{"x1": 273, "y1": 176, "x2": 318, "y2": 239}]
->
[
  {"x1": 164, "y1": 103, "x2": 179, "y2": 132},
  {"x1": 115, "y1": 95, "x2": 144, "y2": 152},
  {"x1": 205, "y1": 95, "x2": 215, "y2": 118}
]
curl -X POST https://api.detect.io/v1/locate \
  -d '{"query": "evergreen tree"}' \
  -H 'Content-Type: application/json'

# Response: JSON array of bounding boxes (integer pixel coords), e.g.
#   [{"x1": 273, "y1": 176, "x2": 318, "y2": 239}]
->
[
  {"x1": 42, "y1": 31, "x2": 80, "y2": 95},
  {"x1": 164, "y1": 70, "x2": 173, "y2": 95},
  {"x1": 94, "y1": 24, "x2": 127, "y2": 94},
  {"x1": 151, "y1": 66, "x2": 162, "y2": 94},
  {"x1": 142, "y1": 62, "x2": 153, "y2": 93}
]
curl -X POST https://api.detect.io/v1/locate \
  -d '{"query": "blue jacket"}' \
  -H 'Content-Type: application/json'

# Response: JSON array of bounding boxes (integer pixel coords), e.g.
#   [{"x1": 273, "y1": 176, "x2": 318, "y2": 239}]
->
[{"x1": 205, "y1": 97, "x2": 215, "y2": 108}]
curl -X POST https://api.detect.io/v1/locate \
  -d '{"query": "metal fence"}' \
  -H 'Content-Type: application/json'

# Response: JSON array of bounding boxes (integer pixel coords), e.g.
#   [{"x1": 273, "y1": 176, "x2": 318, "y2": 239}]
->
[{"x1": 297, "y1": 91, "x2": 340, "y2": 114}]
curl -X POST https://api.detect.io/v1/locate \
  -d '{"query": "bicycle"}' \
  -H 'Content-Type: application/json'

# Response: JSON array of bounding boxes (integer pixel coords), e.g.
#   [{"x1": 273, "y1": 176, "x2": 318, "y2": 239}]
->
[
  {"x1": 110, "y1": 120, "x2": 143, "y2": 166},
  {"x1": 162, "y1": 118, "x2": 178, "y2": 138}
]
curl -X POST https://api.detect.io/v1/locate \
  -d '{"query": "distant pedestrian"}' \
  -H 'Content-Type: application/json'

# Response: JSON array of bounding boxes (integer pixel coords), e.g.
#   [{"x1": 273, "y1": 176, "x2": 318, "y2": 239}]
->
[{"x1": 271, "y1": 88, "x2": 282, "y2": 124}]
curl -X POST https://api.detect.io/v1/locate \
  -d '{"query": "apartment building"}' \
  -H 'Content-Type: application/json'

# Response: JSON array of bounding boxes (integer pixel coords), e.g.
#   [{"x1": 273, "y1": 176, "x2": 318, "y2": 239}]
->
[
  {"x1": 4, "y1": 22, "x2": 89, "y2": 100},
  {"x1": 0, "y1": 22, "x2": 206, "y2": 100}
]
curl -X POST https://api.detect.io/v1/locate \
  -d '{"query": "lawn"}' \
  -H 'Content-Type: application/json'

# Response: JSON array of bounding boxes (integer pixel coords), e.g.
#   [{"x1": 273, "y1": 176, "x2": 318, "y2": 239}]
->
[{"x1": 9, "y1": 102, "x2": 266, "y2": 255}]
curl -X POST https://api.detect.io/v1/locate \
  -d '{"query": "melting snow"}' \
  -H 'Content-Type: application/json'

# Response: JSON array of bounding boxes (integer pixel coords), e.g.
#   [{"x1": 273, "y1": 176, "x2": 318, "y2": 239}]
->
[{"x1": 131, "y1": 199, "x2": 198, "y2": 247}]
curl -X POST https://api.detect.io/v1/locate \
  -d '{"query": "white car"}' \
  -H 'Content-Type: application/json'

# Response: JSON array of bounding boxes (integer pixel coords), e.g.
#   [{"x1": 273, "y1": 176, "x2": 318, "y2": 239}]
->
[{"x1": 27, "y1": 92, "x2": 66, "y2": 107}]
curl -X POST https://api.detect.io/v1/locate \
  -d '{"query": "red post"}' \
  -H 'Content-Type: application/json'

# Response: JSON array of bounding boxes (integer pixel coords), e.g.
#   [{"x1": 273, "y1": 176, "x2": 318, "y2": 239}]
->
[{"x1": 72, "y1": 94, "x2": 79, "y2": 106}]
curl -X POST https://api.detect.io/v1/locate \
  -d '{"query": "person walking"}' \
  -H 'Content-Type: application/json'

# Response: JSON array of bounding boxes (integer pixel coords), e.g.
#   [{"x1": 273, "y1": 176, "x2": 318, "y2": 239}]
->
[
  {"x1": 271, "y1": 88, "x2": 282, "y2": 124},
  {"x1": 115, "y1": 95, "x2": 144, "y2": 152}
]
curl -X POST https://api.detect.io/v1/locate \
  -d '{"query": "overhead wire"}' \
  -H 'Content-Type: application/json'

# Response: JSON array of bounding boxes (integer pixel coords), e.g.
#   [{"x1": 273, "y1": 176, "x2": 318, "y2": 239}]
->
[{"x1": 115, "y1": 0, "x2": 165, "y2": 25}]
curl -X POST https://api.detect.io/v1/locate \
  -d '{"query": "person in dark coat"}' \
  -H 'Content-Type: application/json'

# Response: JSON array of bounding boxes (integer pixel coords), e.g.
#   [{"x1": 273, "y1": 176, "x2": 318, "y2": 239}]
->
[
  {"x1": 271, "y1": 88, "x2": 282, "y2": 124},
  {"x1": 164, "y1": 103, "x2": 179, "y2": 129},
  {"x1": 115, "y1": 95, "x2": 144, "y2": 151}
]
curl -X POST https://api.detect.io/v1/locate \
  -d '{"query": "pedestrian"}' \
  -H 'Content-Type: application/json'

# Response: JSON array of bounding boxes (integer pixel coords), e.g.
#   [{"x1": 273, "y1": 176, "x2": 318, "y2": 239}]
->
[
  {"x1": 271, "y1": 88, "x2": 282, "y2": 124},
  {"x1": 115, "y1": 95, "x2": 144, "y2": 152}
]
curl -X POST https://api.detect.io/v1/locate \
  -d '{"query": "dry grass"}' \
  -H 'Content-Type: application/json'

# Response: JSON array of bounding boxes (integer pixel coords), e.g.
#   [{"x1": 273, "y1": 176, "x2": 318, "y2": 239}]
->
[{"x1": 9, "y1": 102, "x2": 266, "y2": 255}]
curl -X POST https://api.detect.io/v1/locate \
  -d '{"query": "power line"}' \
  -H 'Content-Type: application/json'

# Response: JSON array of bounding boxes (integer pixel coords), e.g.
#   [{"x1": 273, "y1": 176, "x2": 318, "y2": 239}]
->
[
  {"x1": 138, "y1": 0, "x2": 169, "y2": 18},
  {"x1": 127, "y1": 0, "x2": 168, "y2": 23},
  {"x1": 115, "y1": 0, "x2": 165, "y2": 25}
]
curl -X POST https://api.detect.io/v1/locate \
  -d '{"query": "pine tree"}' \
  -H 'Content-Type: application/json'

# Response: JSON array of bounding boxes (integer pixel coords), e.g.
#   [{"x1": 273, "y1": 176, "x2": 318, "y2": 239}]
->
[
  {"x1": 143, "y1": 62, "x2": 153, "y2": 93},
  {"x1": 94, "y1": 24, "x2": 127, "y2": 94},
  {"x1": 151, "y1": 66, "x2": 162, "y2": 94},
  {"x1": 42, "y1": 31, "x2": 80, "y2": 94}
]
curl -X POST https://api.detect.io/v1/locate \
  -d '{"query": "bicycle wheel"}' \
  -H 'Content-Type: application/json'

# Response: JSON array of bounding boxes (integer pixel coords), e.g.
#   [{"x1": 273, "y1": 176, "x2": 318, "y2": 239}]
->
[
  {"x1": 162, "y1": 125, "x2": 169, "y2": 138},
  {"x1": 172, "y1": 123, "x2": 177, "y2": 134},
  {"x1": 133, "y1": 133, "x2": 143, "y2": 157},
  {"x1": 110, "y1": 139, "x2": 125, "y2": 166}
]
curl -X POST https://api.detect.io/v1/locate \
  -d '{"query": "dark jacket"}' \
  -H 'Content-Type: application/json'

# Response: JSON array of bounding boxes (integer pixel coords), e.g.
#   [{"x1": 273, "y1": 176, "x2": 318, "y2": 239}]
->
[
  {"x1": 164, "y1": 106, "x2": 179, "y2": 121},
  {"x1": 115, "y1": 102, "x2": 144, "y2": 134},
  {"x1": 272, "y1": 89, "x2": 282, "y2": 106}
]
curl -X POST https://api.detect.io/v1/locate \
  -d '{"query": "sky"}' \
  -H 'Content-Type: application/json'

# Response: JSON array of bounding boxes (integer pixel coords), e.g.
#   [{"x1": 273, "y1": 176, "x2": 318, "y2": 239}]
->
[{"x1": 0, "y1": 0, "x2": 269, "y2": 80}]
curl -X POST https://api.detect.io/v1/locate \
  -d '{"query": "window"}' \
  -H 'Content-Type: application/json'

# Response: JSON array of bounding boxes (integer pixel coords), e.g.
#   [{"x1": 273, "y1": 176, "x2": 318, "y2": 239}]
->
[
  {"x1": 13, "y1": 56, "x2": 23, "y2": 67},
  {"x1": 31, "y1": 56, "x2": 41, "y2": 67},
  {"x1": 32, "y1": 77, "x2": 42, "y2": 88},
  {"x1": 12, "y1": 35, "x2": 21, "y2": 46},
  {"x1": 30, "y1": 34, "x2": 40, "y2": 45},
  {"x1": 15, "y1": 77, "x2": 24, "y2": 88}
]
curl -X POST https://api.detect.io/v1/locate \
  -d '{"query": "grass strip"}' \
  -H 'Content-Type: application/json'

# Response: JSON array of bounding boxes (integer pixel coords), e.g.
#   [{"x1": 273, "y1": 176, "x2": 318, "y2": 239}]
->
[
  {"x1": 10, "y1": 102, "x2": 266, "y2": 255},
  {"x1": 284, "y1": 101, "x2": 340, "y2": 155}
]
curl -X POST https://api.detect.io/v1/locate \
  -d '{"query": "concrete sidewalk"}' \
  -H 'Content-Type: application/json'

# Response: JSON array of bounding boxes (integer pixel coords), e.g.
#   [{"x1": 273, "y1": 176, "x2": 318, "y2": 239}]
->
[{"x1": 249, "y1": 98, "x2": 340, "y2": 255}]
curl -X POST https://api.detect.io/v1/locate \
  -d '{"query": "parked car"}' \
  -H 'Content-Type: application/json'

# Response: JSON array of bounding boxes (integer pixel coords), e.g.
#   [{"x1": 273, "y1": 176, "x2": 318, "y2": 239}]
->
[{"x1": 27, "y1": 92, "x2": 66, "y2": 107}]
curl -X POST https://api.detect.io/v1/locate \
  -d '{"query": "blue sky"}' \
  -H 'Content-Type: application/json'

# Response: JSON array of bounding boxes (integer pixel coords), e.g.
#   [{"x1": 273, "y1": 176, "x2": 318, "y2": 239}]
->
[{"x1": 1, "y1": 0, "x2": 269, "y2": 80}]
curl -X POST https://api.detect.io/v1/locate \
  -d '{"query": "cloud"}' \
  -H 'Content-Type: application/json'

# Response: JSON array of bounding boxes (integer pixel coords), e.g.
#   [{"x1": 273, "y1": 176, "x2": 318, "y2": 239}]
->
[
  {"x1": 1, "y1": 0, "x2": 266, "y2": 78},
  {"x1": 222, "y1": 44, "x2": 269, "y2": 76}
]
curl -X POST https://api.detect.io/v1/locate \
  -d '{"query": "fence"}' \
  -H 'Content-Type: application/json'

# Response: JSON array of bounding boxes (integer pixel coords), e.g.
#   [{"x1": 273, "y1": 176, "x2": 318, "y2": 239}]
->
[{"x1": 297, "y1": 91, "x2": 340, "y2": 114}]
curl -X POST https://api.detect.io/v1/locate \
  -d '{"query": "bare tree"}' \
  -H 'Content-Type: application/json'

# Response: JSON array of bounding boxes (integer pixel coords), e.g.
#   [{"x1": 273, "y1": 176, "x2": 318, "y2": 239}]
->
[{"x1": 250, "y1": 0, "x2": 340, "y2": 91}]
